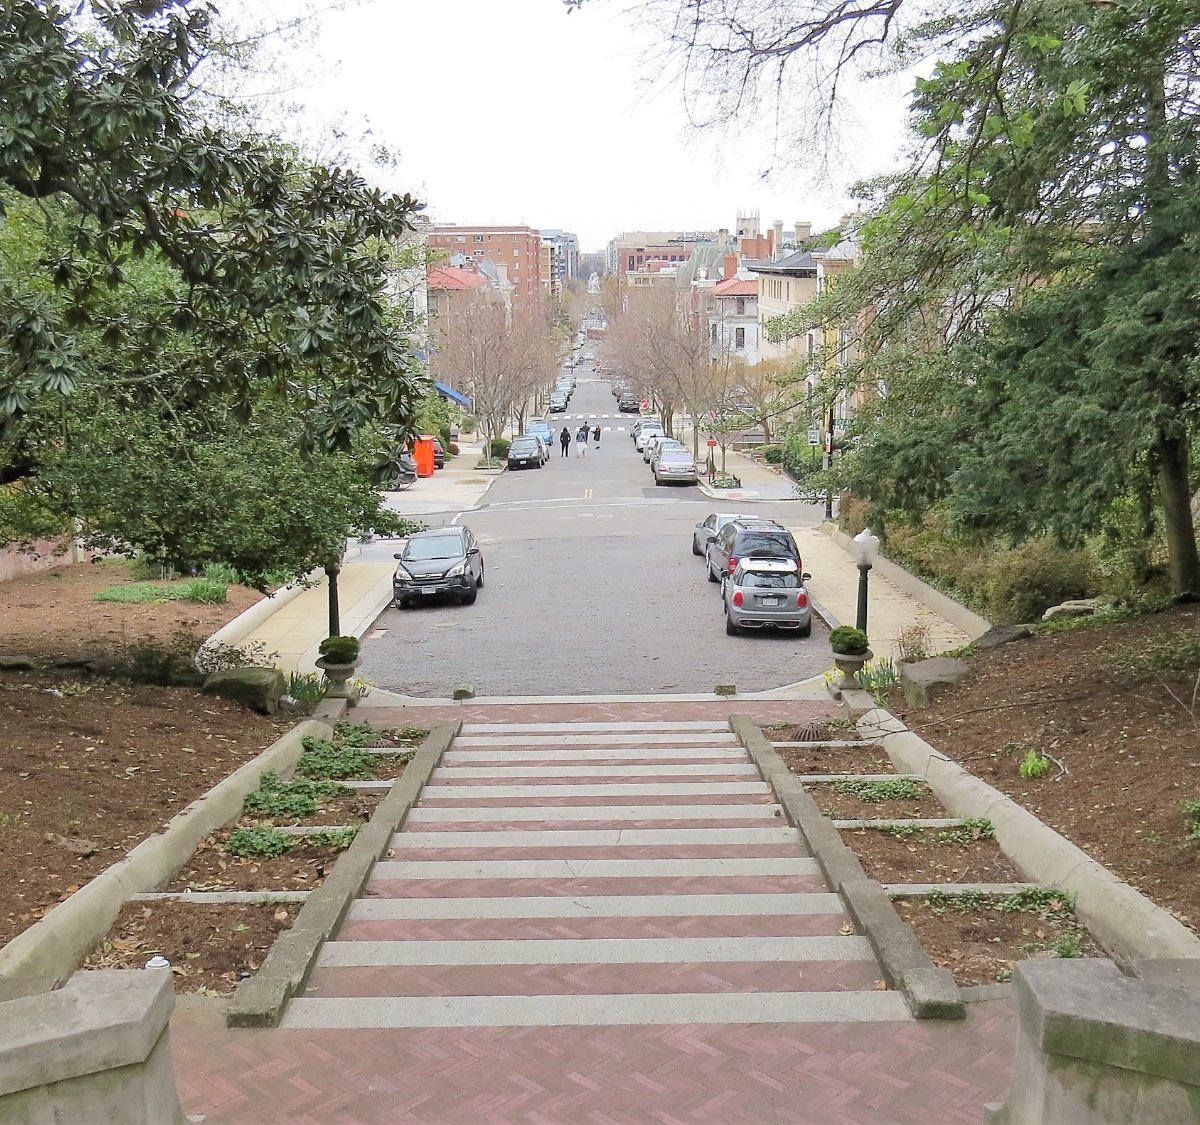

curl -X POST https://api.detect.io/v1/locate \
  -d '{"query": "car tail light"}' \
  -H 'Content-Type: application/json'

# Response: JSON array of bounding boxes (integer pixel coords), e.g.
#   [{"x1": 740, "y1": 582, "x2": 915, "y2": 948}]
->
[
  {"x1": 797, "y1": 590, "x2": 809, "y2": 608},
  {"x1": 732, "y1": 590, "x2": 744, "y2": 607},
  {"x1": 728, "y1": 557, "x2": 738, "y2": 573}
]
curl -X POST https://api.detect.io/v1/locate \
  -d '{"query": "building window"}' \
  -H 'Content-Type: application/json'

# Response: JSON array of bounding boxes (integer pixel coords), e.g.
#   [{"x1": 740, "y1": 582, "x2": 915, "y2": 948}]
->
[
  {"x1": 710, "y1": 323, "x2": 718, "y2": 342},
  {"x1": 473, "y1": 235, "x2": 484, "y2": 243},
  {"x1": 736, "y1": 298, "x2": 745, "y2": 316},
  {"x1": 735, "y1": 327, "x2": 745, "y2": 349}
]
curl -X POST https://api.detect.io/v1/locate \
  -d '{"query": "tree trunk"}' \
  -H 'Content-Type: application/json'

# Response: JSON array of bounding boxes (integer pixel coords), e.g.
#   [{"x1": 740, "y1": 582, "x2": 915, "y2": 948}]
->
[{"x1": 1156, "y1": 431, "x2": 1200, "y2": 595}]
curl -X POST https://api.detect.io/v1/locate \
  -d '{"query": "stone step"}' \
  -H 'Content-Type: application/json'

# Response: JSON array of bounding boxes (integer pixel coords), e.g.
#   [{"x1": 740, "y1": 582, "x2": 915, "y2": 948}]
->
[
  {"x1": 405, "y1": 804, "x2": 784, "y2": 823},
  {"x1": 461, "y1": 722, "x2": 730, "y2": 734},
  {"x1": 281, "y1": 990, "x2": 909, "y2": 1028},
  {"x1": 430, "y1": 764, "x2": 759, "y2": 780},
  {"x1": 391, "y1": 828, "x2": 798, "y2": 849},
  {"x1": 346, "y1": 892, "x2": 844, "y2": 920},
  {"x1": 442, "y1": 748, "x2": 748, "y2": 763},
  {"x1": 370, "y1": 858, "x2": 819, "y2": 880},
  {"x1": 453, "y1": 733, "x2": 740, "y2": 748},
  {"x1": 317, "y1": 934, "x2": 873, "y2": 967},
  {"x1": 420, "y1": 782, "x2": 768, "y2": 799}
]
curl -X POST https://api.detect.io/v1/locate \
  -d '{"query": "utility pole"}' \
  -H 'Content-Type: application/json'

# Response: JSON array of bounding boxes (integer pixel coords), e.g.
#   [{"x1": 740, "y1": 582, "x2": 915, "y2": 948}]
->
[{"x1": 823, "y1": 403, "x2": 836, "y2": 520}]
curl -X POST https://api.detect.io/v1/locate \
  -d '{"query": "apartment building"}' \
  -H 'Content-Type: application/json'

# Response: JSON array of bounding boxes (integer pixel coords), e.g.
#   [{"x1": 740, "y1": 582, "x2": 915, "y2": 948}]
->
[{"x1": 427, "y1": 224, "x2": 543, "y2": 309}]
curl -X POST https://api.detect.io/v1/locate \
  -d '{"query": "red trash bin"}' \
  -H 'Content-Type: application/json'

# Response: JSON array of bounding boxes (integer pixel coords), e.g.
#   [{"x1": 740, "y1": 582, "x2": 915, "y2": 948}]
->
[{"x1": 412, "y1": 436, "x2": 436, "y2": 478}]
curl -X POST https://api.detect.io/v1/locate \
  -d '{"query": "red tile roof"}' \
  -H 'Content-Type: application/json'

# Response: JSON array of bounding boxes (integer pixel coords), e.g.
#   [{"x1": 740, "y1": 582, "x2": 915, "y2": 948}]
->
[
  {"x1": 712, "y1": 277, "x2": 758, "y2": 297},
  {"x1": 427, "y1": 265, "x2": 487, "y2": 291}
]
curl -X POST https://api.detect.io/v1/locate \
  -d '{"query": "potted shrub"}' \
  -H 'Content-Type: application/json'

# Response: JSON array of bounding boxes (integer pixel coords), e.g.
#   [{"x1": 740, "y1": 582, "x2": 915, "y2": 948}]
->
[
  {"x1": 316, "y1": 635, "x2": 361, "y2": 701},
  {"x1": 829, "y1": 625, "x2": 873, "y2": 687}
]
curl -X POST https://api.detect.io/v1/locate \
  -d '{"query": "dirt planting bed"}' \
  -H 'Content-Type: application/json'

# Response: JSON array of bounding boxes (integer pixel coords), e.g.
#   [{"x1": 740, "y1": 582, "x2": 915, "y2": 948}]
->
[
  {"x1": 893, "y1": 891, "x2": 1105, "y2": 986},
  {"x1": 810, "y1": 783, "x2": 948, "y2": 821},
  {"x1": 902, "y1": 603, "x2": 1200, "y2": 936},
  {"x1": 776, "y1": 743, "x2": 893, "y2": 775},
  {"x1": 166, "y1": 834, "x2": 355, "y2": 893},
  {"x1": 85, "y1": 899, "x2": 298, "y2": 995},
  {"x1": 241, "y1": 789, "x2": 382, "y2": 828},
  {"x1": 840, "y1": 824, "x2": 1022, "y2": 884}
]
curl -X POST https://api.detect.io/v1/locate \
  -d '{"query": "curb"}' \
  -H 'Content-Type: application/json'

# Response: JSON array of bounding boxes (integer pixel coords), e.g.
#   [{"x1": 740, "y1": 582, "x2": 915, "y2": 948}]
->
[
  {"x1": 858, "y1": 708, "x2": 1200, "y2": 963},
  {"x1": 729, "y1": 715, "x2": 964, "y2": 1019},
  {"x1": 297, "y1": 572, "x2": 397, "y2": 674},
  {"x1": 0, "y1": 719, "x2": 332, "y2": 992},
  {"x1": 820, "y1": 525, "x2": 991, "y2": 639},
  {"x1": 225, "y1": 719, "x2": 461, "y2": 1027}
]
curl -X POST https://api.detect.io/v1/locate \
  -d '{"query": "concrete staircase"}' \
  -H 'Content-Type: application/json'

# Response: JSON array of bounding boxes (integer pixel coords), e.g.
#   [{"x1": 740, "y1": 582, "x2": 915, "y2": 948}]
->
[{"x1": 283, "y1": 720, "x2": 909, "y2": 1029}]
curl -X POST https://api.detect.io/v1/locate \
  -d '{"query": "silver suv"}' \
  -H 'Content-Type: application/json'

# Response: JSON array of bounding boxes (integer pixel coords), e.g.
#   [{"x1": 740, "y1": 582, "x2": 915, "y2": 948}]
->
[
  {"x1": 706, "y1": 518, "x2": 801, "y2": 583},
  {"x1": 722, "y1": 558, "x2": 813, "y2": 636}
]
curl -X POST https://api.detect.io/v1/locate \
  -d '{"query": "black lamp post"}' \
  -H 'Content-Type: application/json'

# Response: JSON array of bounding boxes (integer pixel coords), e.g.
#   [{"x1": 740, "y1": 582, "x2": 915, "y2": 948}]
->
[{"x1": 850, "y1": 528, "x2": 881, "y2": 634}]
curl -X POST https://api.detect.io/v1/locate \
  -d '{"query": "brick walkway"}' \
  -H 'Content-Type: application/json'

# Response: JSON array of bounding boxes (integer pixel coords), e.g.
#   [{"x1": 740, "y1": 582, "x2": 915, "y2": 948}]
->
[{"x1": 169, "y1": 705, "x2": 1017, "y2": 1122}]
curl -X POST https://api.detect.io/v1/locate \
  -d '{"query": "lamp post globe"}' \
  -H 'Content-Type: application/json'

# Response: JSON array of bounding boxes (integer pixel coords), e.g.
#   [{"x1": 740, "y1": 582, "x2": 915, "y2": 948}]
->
[{"x1": 850, "y1": 528, "x2": 881, "y2": 634}]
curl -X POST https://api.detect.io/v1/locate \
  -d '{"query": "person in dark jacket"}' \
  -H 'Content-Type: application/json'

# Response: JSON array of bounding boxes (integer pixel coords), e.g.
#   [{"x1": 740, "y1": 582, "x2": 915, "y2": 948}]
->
[
  {"x1": 592, "y1": 425, "x2": 601, "y2": 447},
  {"x1": 559, "y1": 426, "x2": 571, "y2": 456}
]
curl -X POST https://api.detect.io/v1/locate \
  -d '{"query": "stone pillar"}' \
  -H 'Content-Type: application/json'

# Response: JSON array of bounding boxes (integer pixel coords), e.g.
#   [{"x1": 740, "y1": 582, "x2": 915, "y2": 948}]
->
[
  {"x1": 985, "y1": 959, "x2": 1200, "y2": 1124},
  {"x1": 0, "y1": 970, "x2": 196, "y2": 1124}
]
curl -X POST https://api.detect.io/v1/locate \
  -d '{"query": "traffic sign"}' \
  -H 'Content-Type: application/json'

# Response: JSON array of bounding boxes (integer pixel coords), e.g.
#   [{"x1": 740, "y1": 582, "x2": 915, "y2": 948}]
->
[
  {"x1": 706, "y1": 438, "x2": 718, "y2": 447},
  {"x1": 807, "y1": 427, "x2": 820, "y2": 446}
]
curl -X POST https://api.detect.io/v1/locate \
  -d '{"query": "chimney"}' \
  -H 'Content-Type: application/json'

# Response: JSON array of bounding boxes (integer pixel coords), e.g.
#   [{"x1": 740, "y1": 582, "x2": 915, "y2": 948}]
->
[
  {"x1": 772, "y1": 219, "x2": 784, "y2": 260},
  {"x1": 795, "y1": 220, "x2": 812, "y2": 243},
  {"x1": 723, "y1": 252, "x2": 738, "y2": 280}
]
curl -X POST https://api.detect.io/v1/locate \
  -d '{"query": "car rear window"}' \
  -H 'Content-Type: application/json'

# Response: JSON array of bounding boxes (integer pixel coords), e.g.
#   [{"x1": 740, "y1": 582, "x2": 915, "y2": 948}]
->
[
  {"x1": 660, "y1": 449, "x2": 693, "y2": 461},
  {"x1": 735, "y1": 531, "x2": 797, "y2": 556},
  {"x1": 512, "y1": 439, "x2": 539, "y2": 451},
  {"x1": 742, "y1": 571, "x2": 800, "y2": 589}
]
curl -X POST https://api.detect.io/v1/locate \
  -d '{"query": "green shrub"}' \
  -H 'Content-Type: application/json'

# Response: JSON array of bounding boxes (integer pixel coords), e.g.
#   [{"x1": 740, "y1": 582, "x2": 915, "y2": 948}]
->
[
  {"x1": 831, "y1": 777, "x2": 923, "y2": 801},
  {"x1": 297, "y1": 735, "x2": 375, "y2": 780},
  {"x1": 461, "y1": 416, "x2": 477, "y2": 433},
  {"x1": 224, "y1": 827, "x2": 294, "y2": 858},
  {"x1": 981, "y1": 538, "x2": 1095, "y2": 624},
  {"x1": 202, "y1": 562, "x2": 241, "y2": 584},
  {"x1": 438, "y1": 424, "x2": 454, "y2": 452},
  {"x1": 334, "y1": 720, "x2": 384, "y2": 747},
  {"x1": 449, "y1": 442, "x2": 460, "y2": 455},
  {"x1": 760, "y1": 443, "x2": 784, "y2": 464},
  {"x1": 829, "y1": 626, "x2": 870, "y2": 654},
  {"x1": 1184, "y1": 800, "x2": 1200, "y2": 840},
  {"x1": 243, "y1": 773, "x2": 348, "y2": 818},
  {"x1": 487, "y1": 437, "x2": 512, "y2": 459},
  {"x1": 318, "y1": 635, "x2": 359, "y2": 664},
  {"x1": 176, "y1": 577, "x2": 228, "y2": 604},
  {"x1": 285, "y1": 671, "x2": 327, "y2": 709}
]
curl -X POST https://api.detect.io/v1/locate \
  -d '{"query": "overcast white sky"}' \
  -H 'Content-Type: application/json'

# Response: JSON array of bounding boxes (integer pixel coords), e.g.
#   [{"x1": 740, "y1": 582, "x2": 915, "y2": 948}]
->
[{"x1": 238, "y1": 0, "x2": 911, "y2": 252}]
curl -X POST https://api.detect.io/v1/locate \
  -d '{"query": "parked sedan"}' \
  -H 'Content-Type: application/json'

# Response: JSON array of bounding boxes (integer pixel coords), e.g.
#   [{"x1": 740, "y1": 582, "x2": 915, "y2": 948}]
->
[
  {"x1": 722, "y1": 558, "x2": 813, "y2": 636},
  {"x1": 654, "y1": 448, "x2": 699, "y2": 486},
  {"x1": 526, "y1": 421, "x2": 555, "y2": 456},
  {"x1": 633, "y1": 423, "x2": 665, "y2": 452},
  {"x1": 507, "y1": 436, "x2": 546, "y2": 470},
  {"x1": 645, "y1": 435, "x2": 685, "y2": 465},
  {"x1": 692, "y1": 512, "x2": 758, "y2": 557},
  {"x1": 549, "y1": 394, "x2": 568, "y2": 413},
  {"x1": 393, "y1": 526, "x2": 485, "y2": 607}
]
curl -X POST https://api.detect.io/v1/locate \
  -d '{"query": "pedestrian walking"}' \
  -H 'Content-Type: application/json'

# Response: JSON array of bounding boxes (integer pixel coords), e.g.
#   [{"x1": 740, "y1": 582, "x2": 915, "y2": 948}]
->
[
  {"x1": 576, "y1": 424, "x2": 589, "y2": 456},
  {"x1": 559, "y1": 426, "x2": 571, "y2": 457},
  {"x1": 592, "y1": 425, "x2": 601, "y2": 448}
]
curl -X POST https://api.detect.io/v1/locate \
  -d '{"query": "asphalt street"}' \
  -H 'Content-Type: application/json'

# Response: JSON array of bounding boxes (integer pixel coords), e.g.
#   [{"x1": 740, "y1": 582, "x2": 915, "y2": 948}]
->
[{"x1": 356, "y1": 370, "x2": 832, "y2": 696}]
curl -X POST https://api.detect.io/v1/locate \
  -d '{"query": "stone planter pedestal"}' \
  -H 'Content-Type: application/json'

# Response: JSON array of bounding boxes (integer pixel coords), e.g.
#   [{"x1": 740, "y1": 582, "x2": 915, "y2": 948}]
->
[
  {"x1": 832, "y1": 647, "x2": 873, "y2": 689},
  {"x1": 315, "y1": 656, "x2": 361, "y2": 706}
]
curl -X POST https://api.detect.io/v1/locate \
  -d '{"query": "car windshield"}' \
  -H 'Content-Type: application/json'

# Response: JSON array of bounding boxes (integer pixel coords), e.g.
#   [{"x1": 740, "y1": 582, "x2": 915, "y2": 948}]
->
[
  {"x1": 404, "y1": 535, "x2": 464, "y2": 561},
  {"x1": 736, "y1": 532, "x2": 794, "y2": 556},
  {"x1": 742, "y1": 571, "x2": 800, "y2": 589}
]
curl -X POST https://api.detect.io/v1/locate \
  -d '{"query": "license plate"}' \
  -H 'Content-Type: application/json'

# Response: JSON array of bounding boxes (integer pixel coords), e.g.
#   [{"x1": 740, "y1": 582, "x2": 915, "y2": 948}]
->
[
  {"x1": 420, "y1": 588, "x2": 437, "y2": 595},
  {"x1": 759, "y1": 597, "x2": 780, "y2": 606}
]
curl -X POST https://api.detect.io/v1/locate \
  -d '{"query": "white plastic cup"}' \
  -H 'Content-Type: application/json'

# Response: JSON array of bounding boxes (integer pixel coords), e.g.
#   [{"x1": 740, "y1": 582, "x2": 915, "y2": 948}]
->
[{"x1": 144, "y1": 955, "x2": 171, "y2": 970}]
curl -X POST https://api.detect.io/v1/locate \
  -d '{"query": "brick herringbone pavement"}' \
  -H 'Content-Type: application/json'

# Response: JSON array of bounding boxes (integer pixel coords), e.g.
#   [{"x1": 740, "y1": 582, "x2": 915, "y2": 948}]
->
[{"x1": 168, "y1": 706, "x2": 1018, "y2": 1122}]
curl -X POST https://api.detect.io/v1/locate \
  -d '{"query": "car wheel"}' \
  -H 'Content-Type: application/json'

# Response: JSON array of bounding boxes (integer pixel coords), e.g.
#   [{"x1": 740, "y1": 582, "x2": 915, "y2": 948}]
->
[
  {"x1": 394, "y1": 598, "x2": 408, "y2": 610},
  {"x1": 691, "y1": 537, "x2": 702, "y2": 557},
  {"x1": 798, "y1": 621, "x2": 812, "y2": 638},
  {"x1": 706, "y1": 558, "x2": 719, "y2": 583},
  {"x1": 461, "y1": 589, "x2": 478, "y2": 605},
  {"x1": 725, "y1": 614, "x2": 739, "y2": 636},
  {"x1": 477, "y1": 565, "x2": 485, "y2": 588},
  {"x1": 655, "y1": 478, "x2": 664, "y2": 486}
]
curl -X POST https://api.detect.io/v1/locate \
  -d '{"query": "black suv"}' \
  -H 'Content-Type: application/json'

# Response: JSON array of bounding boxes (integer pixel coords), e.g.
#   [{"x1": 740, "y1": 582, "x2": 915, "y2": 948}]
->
[
  {"x1": 705, "y1": 519, "x2": 801, "y2": 583},
  {"x1": 618, "y1": 394, "x2": 641, "y2": 413}
]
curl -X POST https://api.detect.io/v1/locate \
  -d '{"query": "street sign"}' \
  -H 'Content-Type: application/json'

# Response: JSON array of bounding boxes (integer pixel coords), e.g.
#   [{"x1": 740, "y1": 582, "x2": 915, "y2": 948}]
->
[
  {"x1": 640, "y1": 400, "x2": 649, "y2": 410},
  {"x1": 706, "y1": 438, "x2": 718, "y2": 447},
  {"x1": 807, "y1": 427, "x2": 820, "y2": 446}
]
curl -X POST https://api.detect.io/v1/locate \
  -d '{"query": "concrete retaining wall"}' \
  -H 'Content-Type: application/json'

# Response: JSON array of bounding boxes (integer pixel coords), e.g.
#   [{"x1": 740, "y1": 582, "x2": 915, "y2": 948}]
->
[
  {"x1": 859, "y1": 709, "x2": 1200, "y2": 962},
  {"x1": 0, "y1": 970, "x2": 189, "y2": 1123},
  {"x1": 0, "y1": 719, "x2": 331, "y2": 990},
  {"x1": 985, "y1": 959, "x2": 1200, "y2": 1124}
]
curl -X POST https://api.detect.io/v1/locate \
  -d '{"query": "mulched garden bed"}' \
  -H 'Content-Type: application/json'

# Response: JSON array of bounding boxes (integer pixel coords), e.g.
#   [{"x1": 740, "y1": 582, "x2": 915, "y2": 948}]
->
[
  {"x1": 761, "y1": 721, "x2": 858, "y2": 742},
  {"x1": 241, "y1": 788, "x2": 382, "y2": 828},
  {"x1": 893, "y1": 890, "x2": 1105, "y2": 986},
  {"x1": 777, "y1": 744, "x2": 893, "y2": 774},
  {"x1": 165, "y1": 834, "x2": 354, "y2": 892},
  {"x1": 352, "y1": 752, "x2": 413, "y2": 781},
  {"x1": 810, "y1": 782, "x2": 948, "y2": 821},
  {"x1": 84, "y1": 899, "x2": 297, "y2": 995},
  {"x1": 840, "y1": 824, "x2": 1023, "y2": 883}
]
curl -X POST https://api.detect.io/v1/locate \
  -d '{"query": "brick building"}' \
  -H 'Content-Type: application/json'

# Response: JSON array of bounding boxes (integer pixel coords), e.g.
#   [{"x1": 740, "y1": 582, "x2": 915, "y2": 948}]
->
[{"x1": 427, "y1": 224, "x2": 543, "y2": 309}]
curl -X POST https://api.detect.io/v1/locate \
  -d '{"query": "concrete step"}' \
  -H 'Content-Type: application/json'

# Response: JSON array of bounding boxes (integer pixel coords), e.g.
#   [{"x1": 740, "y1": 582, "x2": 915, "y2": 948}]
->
[
  {"x1": 391, "y1": 828, "x2": 799, "y2": 849},
  {"x1": 405, "y1": 804, "x2": 784, "y2": 823},
  {"x1": 442, "y1": 748, "x2": 748, "y2": 763},
  {"x1": 281, "y1": 990, "x2": 909, "y2": 1028},
  {"x1": 461, "y1": 722, "x2": 730, "y2": 734},
  {"x1": 419, "y1": 782, "x2": 768, "y2": 799},
  {"x1": 430, "y1": 764, "x2": 759, "y2": 779},
  {"x1": 370, "y1": 857, "x2": 820, "y2": 880},
  {"x1": 316, "y1": 934, "x2": 874, "y2": 967},
  {"x1": 453, "y1": 733, "x2": 741, "y2": 748},
  {"x1": 346, "y1": 892, "x2": 845, "y2": 920}
]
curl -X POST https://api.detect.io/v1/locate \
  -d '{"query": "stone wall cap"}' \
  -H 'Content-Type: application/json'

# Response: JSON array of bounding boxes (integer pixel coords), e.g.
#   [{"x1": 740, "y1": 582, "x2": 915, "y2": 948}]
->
[{"x1": 0, "y1": 969, "x2": 173, "y2": 1096}]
